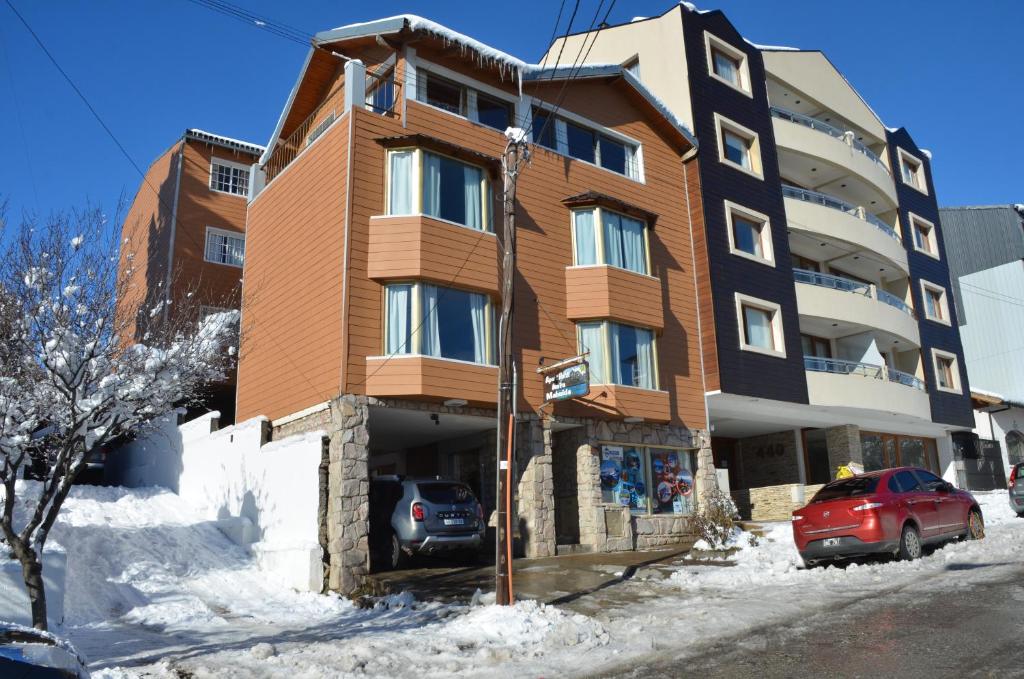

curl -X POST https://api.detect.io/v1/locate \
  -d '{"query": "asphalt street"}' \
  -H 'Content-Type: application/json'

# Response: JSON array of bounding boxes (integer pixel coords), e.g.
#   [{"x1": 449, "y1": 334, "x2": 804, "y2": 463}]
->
[{"x1": 598, "y1": 562, "x2": 1024, "y2": 679}]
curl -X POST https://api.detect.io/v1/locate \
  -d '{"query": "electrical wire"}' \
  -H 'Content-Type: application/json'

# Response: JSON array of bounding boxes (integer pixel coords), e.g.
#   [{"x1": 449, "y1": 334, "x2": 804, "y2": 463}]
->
[{"x1": 182, "y1": 0, "x2": 313, "y2": 46}]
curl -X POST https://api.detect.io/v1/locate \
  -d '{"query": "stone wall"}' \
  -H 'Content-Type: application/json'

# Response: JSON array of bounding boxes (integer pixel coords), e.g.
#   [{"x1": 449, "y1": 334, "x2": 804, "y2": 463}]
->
[
  {"x1": 732, "y1": 482, "x2": 826, "y2": 521},
  {"x1": 514, "y1": 417, "x2": 556, "y2": 558},
  {"x1": 736, "y1": 430, "x2": 801, "y2": 488},
  {"x1": 826, "y1": 425, "x2": 862, "y2": 472}
]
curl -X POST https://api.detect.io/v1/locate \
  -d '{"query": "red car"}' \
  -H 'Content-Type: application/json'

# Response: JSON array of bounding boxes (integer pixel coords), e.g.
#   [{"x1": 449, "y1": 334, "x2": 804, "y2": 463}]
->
[{"x1": 792, "y1": 467, "x2": 984, "y2": 566}]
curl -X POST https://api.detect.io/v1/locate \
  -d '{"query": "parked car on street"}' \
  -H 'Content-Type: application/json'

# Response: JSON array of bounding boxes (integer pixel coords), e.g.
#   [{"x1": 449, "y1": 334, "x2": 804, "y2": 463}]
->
[
  {"x1": 793, "y1": 467, "x2": 984, "y2": 566},
  {"x1": 369, "y1": 476, "x2": 485, "y2": 570},
  {"x1": 0, "y1": 622, "x2": 89, "y2": 678},
  {"x1": 1009, "y1": 462, "x2": 1024, "y2": 517}
]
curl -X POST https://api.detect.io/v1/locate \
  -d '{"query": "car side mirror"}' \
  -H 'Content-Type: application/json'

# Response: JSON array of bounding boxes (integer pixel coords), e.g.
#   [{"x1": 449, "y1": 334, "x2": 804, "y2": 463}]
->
[{"x1": 939, "y1": 482, "x2": 954, "y2": 493}]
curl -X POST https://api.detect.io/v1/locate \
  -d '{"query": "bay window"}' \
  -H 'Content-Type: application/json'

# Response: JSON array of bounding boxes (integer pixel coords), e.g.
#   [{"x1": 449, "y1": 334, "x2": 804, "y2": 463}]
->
[
  {"x1": 572, "y1": 207, "x2": 649, "y2": 274},
  {"x1": 386, "y1": 149, "x2": 491, "y2": 231},
  {"x1": 384, "y1": 282, "x2": 494, "y2": 365},
  {"x1": 577, "y1": 320, "x2": 657, "y2": 389}
]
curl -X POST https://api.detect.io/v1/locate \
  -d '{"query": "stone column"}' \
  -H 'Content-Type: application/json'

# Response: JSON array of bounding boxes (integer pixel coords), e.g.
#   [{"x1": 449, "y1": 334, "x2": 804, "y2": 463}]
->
[
  {"x1": 514, "y1": 417, "x2": 556, "y2": 558},
  {"x1": 327, "y1": 395, "x2": 370, "y2": 594},
  {"x1": 576, "y1": 439, "x2": 606, "y2": 551},
  {"x1": 825, "y1": 424, "x2": 862, "y2": 476},
  {"x1": 693, "y1": 428, "x2": 719, "y2": 508}
]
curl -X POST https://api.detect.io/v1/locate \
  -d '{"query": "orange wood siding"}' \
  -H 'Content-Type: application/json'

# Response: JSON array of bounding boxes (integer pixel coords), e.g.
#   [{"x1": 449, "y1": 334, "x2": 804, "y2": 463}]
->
[
  {"x1": 366, "y1": 215, "x2": 500, "y2": 295},
  {"x1": 235, "y1": 116, "x2": 349, "y2": 422},
  {"x1": 684, "y1": 158, "x2": 719, "y2": 393},
  {"x1": 171, "y1": 140, "x2": 258, "y2": 313},
  {"x1": 564, "y1": 265, "x2": 665, "y2": 330},
  {"x1": 364, "y1": 356, "x2": 498, "y2": 405},
  {"x1": 584, "y1": 384, "x2": 672, "y2": 423},
  {"x1": 116, "y1": 142, "x2": 180, "y2": 343}
]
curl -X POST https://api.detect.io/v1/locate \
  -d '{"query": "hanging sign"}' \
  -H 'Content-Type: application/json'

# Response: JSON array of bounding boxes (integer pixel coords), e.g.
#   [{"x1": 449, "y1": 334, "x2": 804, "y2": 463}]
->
[{"x1": 541, "y1": 357, "x2": 590, "y2": 403}]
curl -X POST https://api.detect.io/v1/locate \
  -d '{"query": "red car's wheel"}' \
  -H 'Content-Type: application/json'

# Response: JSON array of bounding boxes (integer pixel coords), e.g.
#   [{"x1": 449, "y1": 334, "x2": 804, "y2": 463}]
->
[
  {"x1": 967, "y1": 510, "x2": 984, "y2": 540},
  {"x1": 898, "y1": 524, "x2": 921, "y2": 560}
]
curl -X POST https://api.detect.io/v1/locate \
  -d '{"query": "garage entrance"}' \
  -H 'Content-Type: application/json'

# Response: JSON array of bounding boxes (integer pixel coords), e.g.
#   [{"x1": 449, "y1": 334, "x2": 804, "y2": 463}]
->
[{"x1": 963, "y1": 437, "x2": 1007, "y2": 491}]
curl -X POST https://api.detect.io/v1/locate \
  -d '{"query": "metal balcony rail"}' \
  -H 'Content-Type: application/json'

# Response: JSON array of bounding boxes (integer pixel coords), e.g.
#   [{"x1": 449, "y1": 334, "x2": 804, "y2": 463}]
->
[
  {"x1": 887, "y1": 368, "x2": 927, "y2": 391},
  {"x1": 366, "y1": 69, "x2": 401, "y2": 115},
  {"x1": 781, "y1": 185, "x2": 900, "y2": 242},
  {"x1": 770, "y1": 106, "x2": 890, "y2": 174},
  {"x1": 793, "y1": 268, "x2": 871, "y2": 296},
  {"x1": 876, "y1": 289, "x2": 915, "y2": 318},
  {"x1": 264, "y1": 83, "x2": 345, "y2": 183},
  {"x1": 804, "y1": 356, "x2": 927, "y2": 392}
]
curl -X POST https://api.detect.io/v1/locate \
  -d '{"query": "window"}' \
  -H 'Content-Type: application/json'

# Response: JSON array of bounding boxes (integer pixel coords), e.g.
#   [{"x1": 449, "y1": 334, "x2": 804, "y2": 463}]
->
[
  {"x1": 386, "y1": 149, "x2": 491, "y2": 231},
  {"x1": 714, "y1": 114, "x2": 762, "y2": 178},
  {"x1": 209, "y1": 159, "x2": 250, "y2": 196},
  {"x1": 914, "y1": 469, "x2": 946, "y2": 491},
  {"x1": 577, "y1": 321, "x2": 657, "y2": 389},
  {"x1": 366, "y1": 68, "x2": 397, "y2": 114},
  {"x1": 890, "y1": 470, "x2": 922, "y2": 493},
  {"x1": 898, "y1": 148, "x2": 928, "y2": 194},
  {"x1": 735, "y1": 293, "x2": 785, "y2": 358},
  {"x1": 476, "y1": 92, "x2": 512, "y2": 132},
  {"x1": 862, "y1": 432, "x2": 939, "y2": 473},
  {"x1": 725, "y1": 201, "x2": 773, "y2": 265},
  {"x1": 801, "y1": 334, "x2": 832, "y2": 359},
  {"x1": 908, "y1": 213, "x2": 939, "y2": 259},
  {"x1": 600, "y1": 445, "x2": 697, "y2": 515},
  {"x1": 383, "y1": 282, "x2": 494, "y2": 364},
  {"x1": 920, "y1": 280, "x2": 950, "y2": 324},
  {"x1": 932, "y1": 349, "x2": 961, "y2": 394},
  {"x1": 704, "y1": 32, "x2": 751, "y2": 95},
  {"x1": 791, "y1": 254, "x2": 821, "y2": 272},
  {"x1": 415, "y1": 69, "x2": 514, "y2": 133},
  {"x1": 811, "y1": 477, "x2": 880, "y2": 502},
  {"x1": 531, "y1": 107, "x2": 640, "y2": 179},
  {"x1": 204, "y1": 227, "x2": 244, "y2": 267},
  {"x1": 571, "y1": 207, "x2": 649, "y2": 274}
]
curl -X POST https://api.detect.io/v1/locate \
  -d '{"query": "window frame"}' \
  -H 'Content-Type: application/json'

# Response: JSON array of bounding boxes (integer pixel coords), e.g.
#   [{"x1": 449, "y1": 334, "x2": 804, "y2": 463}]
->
[
  {"x1": 724, "y1": 200, "x2": 774, "y2": 266},
  {"x1": 569, "y1": 206, "x2": 653, "y2": 276},
  {"x1": 801, "y1": 333, "x2": 833, "y2": 359},
  {"x1": 384, "y1": 147, "x2": 493, "y2": 232},
  {"x1": 412, "y1": 61, "x2": 519, "y2": 133},
  {"x1": 598, "y1": 444, "x2": 699, "y2": 516},
  {"x1": 208, "y1": 157, "x2": 251, "y2": 197},
  {"x1": 714, "y1": 113, "x2": 763, "y2": 179},
  {"x1": 734, "y1": 293, "x2": 786, "y2": 358},
  {"x1": 907, "y1": 212, "x2": 940, "y2": 260},
  {"x1": 919, "y1": 279, "x2": 951, "y2": 325},
  {"x1": 381, "y1": 281, "x2": 496, "y2": 366},
  {"x1": 575, "y1": 320, "x2": 661, "y2": 391},
  {"x1": 203, "y1": 226, "x2": 245, "y2": 268},
  {"x1": 931, "y1": 348, "x2": 962, "y2": 394},
  {"x1": 704, "y1": 31, "x2": 752, "y2": 97},
  {"x1": 530, "y1": 103, "x2": 644, "y2": 182},
  {"x1": 898, "y1": 148, "x2": 928, "y2": 194}
]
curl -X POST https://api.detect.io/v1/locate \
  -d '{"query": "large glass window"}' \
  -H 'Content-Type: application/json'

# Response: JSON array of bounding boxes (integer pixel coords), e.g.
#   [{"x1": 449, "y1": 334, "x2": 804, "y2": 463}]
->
[
  {"x1": 600, "y1": 445, "x2": 697, "y2": 515},
  {"x1": 577, "y1": 321, "x2": 657, "y2": 389},
  {"x1": 476, "y1": 92, "x2": 512, "y2": 132},
  {"x1": 416, "y1": 70, "x2": 513, "y2": 133},
  {"x1": 532, "y1": 107, "x2": 640, "y2": 179},
  {"x1": 861, "y1": 432, "x2": 938, "y2": 473},
  {"x1": 383, "y1": 282, "x2": 494, "y2": 364},
  {"x1": 386, "y1": 149, "x2": 490, "y2": 231},
  {"x1": 571, "y1": 207, "x2": 648, "y2": 274},
  {"x1": 566, "y1": 122, "x2": 596, "y2": 164},
  {"x1": 420, "y1": 71, "x2": 464, "y2": 115}
]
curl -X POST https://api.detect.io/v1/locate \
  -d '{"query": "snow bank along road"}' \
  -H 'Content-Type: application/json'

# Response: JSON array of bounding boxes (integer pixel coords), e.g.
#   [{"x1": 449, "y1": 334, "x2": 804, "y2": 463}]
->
[{"x1": 4, "y1": 482, "x2": 1020, "y2": 678}]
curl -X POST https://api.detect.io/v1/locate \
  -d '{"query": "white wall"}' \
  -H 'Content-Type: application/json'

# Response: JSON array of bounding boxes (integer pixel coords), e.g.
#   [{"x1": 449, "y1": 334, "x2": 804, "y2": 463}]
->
[
  {"x1": 961, "y1": 261, "x2": 1024, "y2": 403},
  {"x1": 107, "y1": 412, "x2": 327, "y2": 591}
]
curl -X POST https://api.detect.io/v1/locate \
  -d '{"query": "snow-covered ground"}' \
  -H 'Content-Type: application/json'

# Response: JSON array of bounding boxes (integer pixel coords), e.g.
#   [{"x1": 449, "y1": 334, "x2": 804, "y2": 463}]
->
[{"x1": 3, "y1": 483, "x2": 1020, "y2": 678}]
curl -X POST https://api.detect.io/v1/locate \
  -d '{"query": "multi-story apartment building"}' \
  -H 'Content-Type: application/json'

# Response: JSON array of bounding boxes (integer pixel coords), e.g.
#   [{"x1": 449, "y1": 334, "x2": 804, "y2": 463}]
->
[
  {"x1": 117, "y1": 128, "x2": 263, "y2": 423},
  {"x1": 235, "y1": 16, "x2": 713, "y2": 591},
  {"x1": 548, "y1": 3, "x2": 974, "y2": 519},
  {"x1": 940, "y1": 204, "x2": 1024, "y2": 488}
]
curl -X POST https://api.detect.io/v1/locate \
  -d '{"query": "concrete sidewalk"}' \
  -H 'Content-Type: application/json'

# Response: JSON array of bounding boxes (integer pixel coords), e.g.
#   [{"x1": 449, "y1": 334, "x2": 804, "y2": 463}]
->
[{"x1": 369, "y1": 546, "x2": 736, "y2": 614}]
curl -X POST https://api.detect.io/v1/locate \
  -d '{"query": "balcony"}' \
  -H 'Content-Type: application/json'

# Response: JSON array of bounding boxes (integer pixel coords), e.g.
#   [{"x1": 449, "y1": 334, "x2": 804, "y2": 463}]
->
[
  {"x1": 564, "y1": 265, "x2": 664, "y2": 330},
  {"x1": 804, "y1": 356, "x2": 931, "y2": 420},
  {"x1": 367, "y1": 215, "x2": 500, "y2": 296},
  {"x1": 793, "y1": 269, "x2": 920, "y2": 347},
  {"x1": 771, "y1": 106, "x2": 897, "y2": 210},
  {"x1": 364, "y1": 355, "x2": 498, "y2": 405},
  {"x1": 582, "y1": 384, "x2": 671, "y2": 423},
  {"x1": 783, "y1": 185, "x2": 908, "y2": 276}
]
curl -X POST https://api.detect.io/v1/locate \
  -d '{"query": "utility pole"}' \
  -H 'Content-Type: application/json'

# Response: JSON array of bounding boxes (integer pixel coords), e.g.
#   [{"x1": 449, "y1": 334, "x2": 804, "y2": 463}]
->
[{"x1": 495, "y1": 130, "x2": 528, "y2": 605}]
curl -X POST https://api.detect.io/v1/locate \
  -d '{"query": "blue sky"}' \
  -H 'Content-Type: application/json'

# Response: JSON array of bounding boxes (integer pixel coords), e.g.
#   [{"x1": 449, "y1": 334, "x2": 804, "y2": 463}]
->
[{"x1": 1, "y1": 0, "x2": 1021, "y2": 223}]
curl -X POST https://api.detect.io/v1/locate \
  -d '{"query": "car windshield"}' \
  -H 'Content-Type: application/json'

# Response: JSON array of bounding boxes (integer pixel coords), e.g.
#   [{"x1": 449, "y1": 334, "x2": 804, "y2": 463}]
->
[
  {"x1": 417, "y1": 482, "x2": 475, "y2": 504},
  {"x1": 811, "y1": 476, "x2": 880, "y2": 502}
]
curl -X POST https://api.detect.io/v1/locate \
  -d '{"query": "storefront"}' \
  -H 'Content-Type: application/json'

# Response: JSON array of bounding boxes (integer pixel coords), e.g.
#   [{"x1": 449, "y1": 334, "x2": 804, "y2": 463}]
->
[{"x1": 599, "y1": 444, "x2": 698, "y2": 517}]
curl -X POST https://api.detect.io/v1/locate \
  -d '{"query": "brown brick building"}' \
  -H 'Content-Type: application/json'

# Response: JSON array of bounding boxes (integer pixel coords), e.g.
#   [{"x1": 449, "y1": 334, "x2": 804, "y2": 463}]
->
[{"x1": 235, "y1": 16, "x2": 714, "y2": 592}]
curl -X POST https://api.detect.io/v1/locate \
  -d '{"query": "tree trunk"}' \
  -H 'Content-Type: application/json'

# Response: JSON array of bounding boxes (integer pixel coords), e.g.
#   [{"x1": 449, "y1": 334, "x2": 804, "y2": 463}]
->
[{"x1": 15, "y1": 543, "x2": 48, "y2": 630}]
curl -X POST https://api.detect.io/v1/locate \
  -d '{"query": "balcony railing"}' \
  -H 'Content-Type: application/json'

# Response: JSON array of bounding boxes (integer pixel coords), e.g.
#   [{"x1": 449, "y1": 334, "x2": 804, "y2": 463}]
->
[
  {"x1": 782, "y1": 185, "x2": 900, "y2": 242},
  {"x1": 771, "y1": 106, "x2": 890, "y2": 174},
  {"x1": 804, "y1": 356, "x2": 927, "y2": 392},
  {"x1": 793, "y1": 268, "x2": 871, "y2": 296},
  {"x1": 794, "y1": 269, "x2": 916, "y2": 319}
]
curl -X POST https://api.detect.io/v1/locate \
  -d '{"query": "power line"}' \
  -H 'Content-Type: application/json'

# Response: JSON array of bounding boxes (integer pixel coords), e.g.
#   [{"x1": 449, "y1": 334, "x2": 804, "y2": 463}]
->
[{"x1": 182, "y1": 0, "x2": 312, "y2": 46}]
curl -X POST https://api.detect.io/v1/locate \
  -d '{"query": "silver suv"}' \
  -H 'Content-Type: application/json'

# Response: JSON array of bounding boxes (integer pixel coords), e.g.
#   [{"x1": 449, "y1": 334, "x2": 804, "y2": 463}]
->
[
  {"x1": 370, "y1": 476, "x2": 485, "y2": 570},
  {"x1": 1010, "y1": 462, "x2": 1024, "y2": 517}
]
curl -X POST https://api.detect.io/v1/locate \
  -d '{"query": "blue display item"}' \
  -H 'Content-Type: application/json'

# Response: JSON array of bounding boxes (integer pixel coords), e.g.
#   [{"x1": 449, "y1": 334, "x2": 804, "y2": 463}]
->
[
  {"x1": 677, "y1": 469, "x2": 694, "y2": 497},
  {"x1": 600, "y1": 460, "x2": 621, "y2": 490},
  {"x1": 652, "y1": 458, "x2": 665, "y2": 475}
]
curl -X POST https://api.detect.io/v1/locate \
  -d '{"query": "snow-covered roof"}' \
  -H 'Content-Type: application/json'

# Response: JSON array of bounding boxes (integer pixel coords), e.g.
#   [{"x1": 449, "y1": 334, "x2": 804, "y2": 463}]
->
[
  {"x1": 743, "y1": 38, "x2": 799, "y2": 51},
  {"x1": 186, "y1": 129, "x2": 264, "y2": 155}
]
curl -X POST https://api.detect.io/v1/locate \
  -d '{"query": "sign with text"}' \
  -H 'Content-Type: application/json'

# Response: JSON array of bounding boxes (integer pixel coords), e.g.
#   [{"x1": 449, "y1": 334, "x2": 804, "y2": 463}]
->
[{"x1": 542, "y1": 360, "x2": 590, "y2": 403}]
